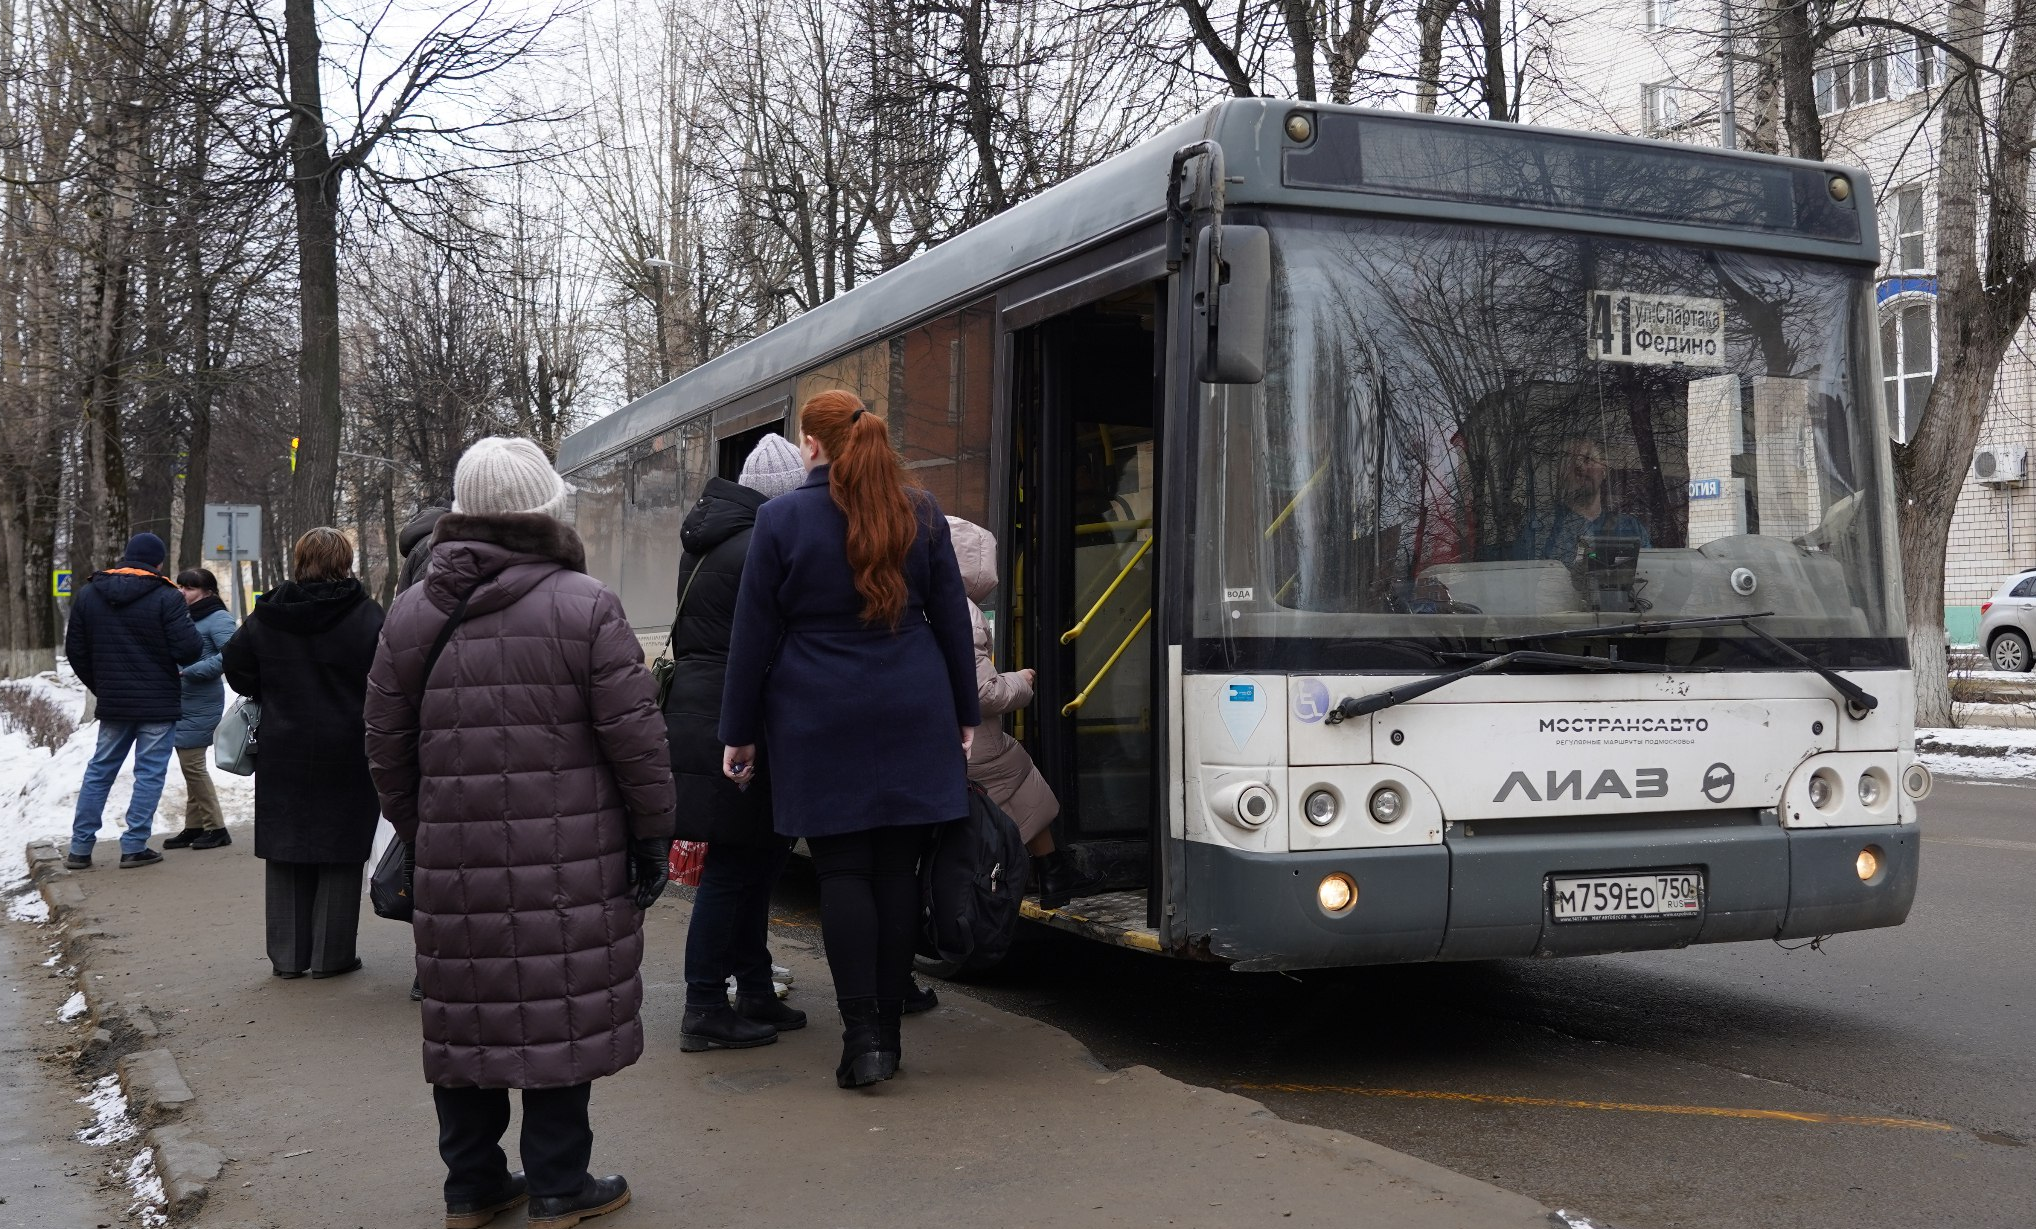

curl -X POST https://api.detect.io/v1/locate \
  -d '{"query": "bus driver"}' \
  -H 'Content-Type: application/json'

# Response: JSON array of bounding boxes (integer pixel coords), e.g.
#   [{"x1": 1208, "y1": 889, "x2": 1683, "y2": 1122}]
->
[{"x1": 1509, "y1": 436, "x2": 1652, "y2": 566}]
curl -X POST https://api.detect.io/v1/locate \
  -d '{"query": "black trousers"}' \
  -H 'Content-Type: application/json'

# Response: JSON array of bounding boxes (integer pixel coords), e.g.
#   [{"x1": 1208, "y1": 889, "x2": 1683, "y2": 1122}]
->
[
  {"x1": 433, "y1": 1082, "x2": 593, "y2": 1202},
  {"x1": 263, "y1": 860, "x2": 362, "y2": 975},
  {"x1": 684, "y1": 838, "x2": 792, "y2": 1007},
  {"x1": 806, "y1": 825, "x2": 929, "y2": 1002}
]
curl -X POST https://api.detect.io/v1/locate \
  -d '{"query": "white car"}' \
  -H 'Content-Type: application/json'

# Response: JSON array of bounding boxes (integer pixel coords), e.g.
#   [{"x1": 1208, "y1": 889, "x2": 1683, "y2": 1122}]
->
[{"x1": 1978, "y1": 569, "x2": 2036, "y2": 672}]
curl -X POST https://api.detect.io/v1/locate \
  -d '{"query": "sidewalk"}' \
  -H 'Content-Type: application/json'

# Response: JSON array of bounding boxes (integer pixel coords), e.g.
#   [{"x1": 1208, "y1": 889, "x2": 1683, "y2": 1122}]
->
[{"x1": 23, "y1": 831, "x2": 1554, "y2": 1229}]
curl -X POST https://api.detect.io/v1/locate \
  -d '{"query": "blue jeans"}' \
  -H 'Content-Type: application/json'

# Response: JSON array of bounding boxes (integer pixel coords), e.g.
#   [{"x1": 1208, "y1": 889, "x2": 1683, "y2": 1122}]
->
[
  {"x1": 70, "y1": 720, "x2": 175, "y2": 857},
  {"x1": 683, "y1": 839, "x2": 791, "y2": 1007}
]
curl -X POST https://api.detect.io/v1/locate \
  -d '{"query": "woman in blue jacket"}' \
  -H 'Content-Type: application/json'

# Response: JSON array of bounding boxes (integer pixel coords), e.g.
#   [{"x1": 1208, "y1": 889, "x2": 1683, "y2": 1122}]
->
[
  {"x1": 721, "y1": 390, "x2": 979, "y2": 1090},
  {"x1": 165, "y1": 569, "x2": 238, "y2": 850}
]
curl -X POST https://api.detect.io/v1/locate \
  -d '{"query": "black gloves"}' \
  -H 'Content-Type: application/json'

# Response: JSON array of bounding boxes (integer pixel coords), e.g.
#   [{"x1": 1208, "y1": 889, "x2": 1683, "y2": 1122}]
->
[{"x1": 626, "y1": 839, "x2": 674, "y2": 909}]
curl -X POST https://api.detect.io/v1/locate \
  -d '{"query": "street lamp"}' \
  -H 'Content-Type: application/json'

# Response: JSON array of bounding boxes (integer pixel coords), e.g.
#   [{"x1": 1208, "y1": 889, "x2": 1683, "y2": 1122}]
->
[{"x1": 641, "y1": 256, "x2": 676, "y2": 384}]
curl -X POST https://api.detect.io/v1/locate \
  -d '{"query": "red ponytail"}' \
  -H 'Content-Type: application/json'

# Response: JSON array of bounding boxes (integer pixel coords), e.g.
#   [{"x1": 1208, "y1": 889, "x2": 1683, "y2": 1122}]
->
[{"x1": 799, "y1": 390, "x2": 917, "y2": 627}]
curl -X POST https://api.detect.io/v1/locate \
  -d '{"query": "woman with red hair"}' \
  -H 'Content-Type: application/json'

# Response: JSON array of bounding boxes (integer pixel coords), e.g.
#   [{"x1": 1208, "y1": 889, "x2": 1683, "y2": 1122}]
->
[{"x1": 720, "y1": 390, "x2": 979, "y2": 1089}]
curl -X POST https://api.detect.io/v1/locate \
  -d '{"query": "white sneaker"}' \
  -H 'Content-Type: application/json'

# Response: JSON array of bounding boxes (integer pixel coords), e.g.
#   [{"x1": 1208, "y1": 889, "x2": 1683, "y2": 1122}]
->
[{"x1": 725, "y1": 976, "x2": 792, "y2": 1004}]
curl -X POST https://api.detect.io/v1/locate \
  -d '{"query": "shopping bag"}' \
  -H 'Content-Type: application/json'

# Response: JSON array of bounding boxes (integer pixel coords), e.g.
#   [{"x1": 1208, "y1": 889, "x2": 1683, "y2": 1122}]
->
[
  {"x1": 669, "y1": 840, "x2": 708, "y2": 887},
  {"x1": 369, "y1": 837, "x2": 413, "y2": 922}
]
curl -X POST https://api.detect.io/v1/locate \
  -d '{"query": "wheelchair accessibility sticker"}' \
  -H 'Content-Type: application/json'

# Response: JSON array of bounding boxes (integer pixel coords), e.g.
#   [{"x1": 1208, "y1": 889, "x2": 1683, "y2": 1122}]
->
[{"x1": 1292, "y1": 677, "x2": 1331, "y2": 724}]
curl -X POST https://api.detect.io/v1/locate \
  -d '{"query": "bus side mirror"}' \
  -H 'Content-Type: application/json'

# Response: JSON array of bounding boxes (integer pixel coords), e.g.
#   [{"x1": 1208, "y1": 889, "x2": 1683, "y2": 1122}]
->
[{"x1": 1192, "y1": 224, "x2": 1269, "y2": 384}]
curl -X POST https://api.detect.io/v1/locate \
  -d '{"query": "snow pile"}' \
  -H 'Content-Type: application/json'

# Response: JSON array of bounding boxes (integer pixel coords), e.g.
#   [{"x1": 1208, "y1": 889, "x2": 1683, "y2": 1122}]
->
[
  {"x1": 76, "y1": 1073, "x2": 138, "y2": 1147},
  {"x1": 0, "y1": 665, "x2": 253, "y2": 858},
  {"x1": 1916, "y1": 725, "x2": 2036, "y2": 781},
  {"x1": 123, "y1": 1147, "x2": 170, "y2": 1228},
  {"x1": 57, "y1": 990, "x2": 86, "y2": 1022}
]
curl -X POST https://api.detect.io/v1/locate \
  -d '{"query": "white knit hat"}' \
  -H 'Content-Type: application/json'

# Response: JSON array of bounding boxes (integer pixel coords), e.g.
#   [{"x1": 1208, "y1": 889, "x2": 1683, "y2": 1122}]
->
[
  {"x1": 737, "y1": 433, "x2": 805, "y2": 499},
  {"x1": 452, "y1": 437, "x2": 567, "y2": 518}
]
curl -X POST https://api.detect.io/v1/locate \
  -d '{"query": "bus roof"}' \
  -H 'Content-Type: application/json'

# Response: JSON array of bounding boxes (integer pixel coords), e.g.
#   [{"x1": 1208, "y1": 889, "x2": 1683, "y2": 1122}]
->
[{"x1": 557, "y1": 100, "x2": 1873, "y2": 474}]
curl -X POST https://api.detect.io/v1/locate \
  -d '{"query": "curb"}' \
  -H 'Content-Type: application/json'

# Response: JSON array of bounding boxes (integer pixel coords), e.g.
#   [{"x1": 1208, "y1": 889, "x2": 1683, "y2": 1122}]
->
[{"x1": 19, "y1": 840, "x2": 224, "y2": 1222}]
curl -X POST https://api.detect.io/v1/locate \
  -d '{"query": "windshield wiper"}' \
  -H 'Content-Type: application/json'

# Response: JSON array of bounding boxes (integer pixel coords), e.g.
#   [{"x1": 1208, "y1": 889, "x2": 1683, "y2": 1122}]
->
[
  {"x1": 1324, "y1": 651, "x2": 1713, "y2": 723},
  {"x1": 1496, "y1": 610, "x2": 1879, "y2": 716}
]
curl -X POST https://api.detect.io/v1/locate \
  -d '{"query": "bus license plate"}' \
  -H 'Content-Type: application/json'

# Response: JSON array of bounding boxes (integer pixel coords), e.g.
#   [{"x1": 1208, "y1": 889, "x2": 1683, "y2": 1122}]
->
[{"x1": 1550, "y1": 871, "x2": 1703, "y2": 922}]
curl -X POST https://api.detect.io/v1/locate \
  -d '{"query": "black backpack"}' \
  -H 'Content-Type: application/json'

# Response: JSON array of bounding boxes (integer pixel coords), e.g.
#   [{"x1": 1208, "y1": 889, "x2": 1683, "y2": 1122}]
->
[{"x1": 918, "y1": 782, "x2": 1029, "y2": 977}]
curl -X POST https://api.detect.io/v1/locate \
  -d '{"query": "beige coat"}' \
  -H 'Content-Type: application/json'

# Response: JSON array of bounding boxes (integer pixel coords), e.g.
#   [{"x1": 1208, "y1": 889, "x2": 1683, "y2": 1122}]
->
[{"x1": 948, "y1": 518, "x2": 1059, "y2": 842}]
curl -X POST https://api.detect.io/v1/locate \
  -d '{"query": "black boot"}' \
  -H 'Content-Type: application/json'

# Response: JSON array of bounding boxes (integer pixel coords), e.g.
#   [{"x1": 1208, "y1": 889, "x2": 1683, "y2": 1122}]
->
[
  {"x1": 835, "y1": 998, "x2": 886, "y2": 1089},
  {"x1": 161, "y1": 827, "x2": 203, "y2": 849},
  {"x1": 190, "y1": 828, "x2": 232, "y2": 849},
  {"x1": 875, "y1": 998, "x2": 903, "y2": 1080},
  {"x1": 903, "y1": 981, "x2": 939, "y2": 1015},
  {"x1": 734, "y1": 993, "x2": 807, "y2": 1031},
  {"x1": 526, "y1": 1175, "x2": 629, "y2": 1229},
  {"x1": 1035, "y1": 850, "x2": 1101, "y2": 910},
  {"x1": 679, "y1": 1003, "x2": 778, "y2": 1052},
  {"x1": 443, "y1": 1170, "x2": 526, "y2": 1229}
]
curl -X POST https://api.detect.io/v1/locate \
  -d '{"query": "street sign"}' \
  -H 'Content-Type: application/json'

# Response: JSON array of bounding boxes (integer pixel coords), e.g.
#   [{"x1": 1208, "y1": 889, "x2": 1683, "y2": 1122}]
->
[
  {"x1": 51, "y1": 569, "x2": 70, "y2": 597},
  {"x1": 203, "y1": 504, "x2": 262, "y2": 561}
]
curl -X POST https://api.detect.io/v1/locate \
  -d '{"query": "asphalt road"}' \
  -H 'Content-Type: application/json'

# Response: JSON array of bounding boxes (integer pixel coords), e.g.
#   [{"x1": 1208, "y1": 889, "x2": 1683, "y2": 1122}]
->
[
  {"x1": 779, "y1": 775, "x2": 2034, "y2": 1229},
  {"x1": 0, "y1": 903, "x2": 117, "y2": 1228}
]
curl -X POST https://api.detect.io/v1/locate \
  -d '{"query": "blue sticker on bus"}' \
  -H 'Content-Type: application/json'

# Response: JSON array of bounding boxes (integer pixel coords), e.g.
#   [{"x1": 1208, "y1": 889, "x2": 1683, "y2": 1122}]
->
[
  {"x1": 1229, "y1": 683, "x2": 1256, "y2": 703},
  {"x1": 1293, "y1": 677, "x2": 1331, "y2": 724}
]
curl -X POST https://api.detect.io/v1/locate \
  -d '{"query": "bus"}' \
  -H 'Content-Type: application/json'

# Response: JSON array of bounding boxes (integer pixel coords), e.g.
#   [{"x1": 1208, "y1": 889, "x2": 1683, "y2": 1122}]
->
[{"x1": 555, "y1": 100, "x2": 1925, "y2": 971}]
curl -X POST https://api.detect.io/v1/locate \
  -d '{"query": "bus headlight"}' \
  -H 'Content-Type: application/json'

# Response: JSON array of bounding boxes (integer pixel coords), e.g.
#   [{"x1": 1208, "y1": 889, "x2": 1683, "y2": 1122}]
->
[
  {"x1": 1303, "y1": 789, "x2": 1340, "y2": 827},
  {"x1": 1317, "y1": 873, "x2": 1357, "y2": 915},
  {"x1": 1367, "y1": 786, "x2": 1405, "y2": 824},
  {"x1": 1807, "y1": 771, "x2": 1838, "y2": 811},
  {"x1": 1857, "y1": 771, "x2": 1884, "y2": 809}
]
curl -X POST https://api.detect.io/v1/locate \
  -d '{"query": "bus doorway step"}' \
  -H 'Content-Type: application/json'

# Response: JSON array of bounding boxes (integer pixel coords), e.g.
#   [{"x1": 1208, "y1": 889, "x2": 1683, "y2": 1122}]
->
[{"x1": 1021, "y1": 890, "x2": 1162, "y2": 954}]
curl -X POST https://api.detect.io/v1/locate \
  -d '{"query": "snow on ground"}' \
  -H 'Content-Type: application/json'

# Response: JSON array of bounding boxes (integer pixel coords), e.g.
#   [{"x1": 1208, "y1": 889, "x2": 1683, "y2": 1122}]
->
[
  {"x1": 1916, "y1": 725, "x2": 2036, "y2": 781},
  {"x1": 0, "y1": 664, "x2": 252, "y2": 862}
]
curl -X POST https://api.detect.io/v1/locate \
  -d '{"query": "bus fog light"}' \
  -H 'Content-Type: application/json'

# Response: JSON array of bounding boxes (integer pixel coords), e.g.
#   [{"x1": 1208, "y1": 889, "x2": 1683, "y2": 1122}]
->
[
  {"x1": 1367, "y1": 786, "x2": 1405, "y2": 824},
  {"x1": 1317, "y1": 873, "x2": 1357, "y2": 915},
  {"x1": 1303, "y1": 789, "x2": 1339, "y2": 827},
  {"x1": 1857, "y1": 772, "x2": 1883, "y2": 808},
  {"x1": 1855, "y1": 845, "x2": 1882, "y2": 882},
  {"x1": 1807, "y1": 771, "x2": 1838, "y2": 811}
]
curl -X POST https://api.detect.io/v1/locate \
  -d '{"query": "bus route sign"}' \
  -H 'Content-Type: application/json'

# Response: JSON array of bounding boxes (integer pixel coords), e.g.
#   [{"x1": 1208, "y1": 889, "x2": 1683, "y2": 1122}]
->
[{"x1": 1588, "y1": 290, "x2": 1725, "y2": 367}]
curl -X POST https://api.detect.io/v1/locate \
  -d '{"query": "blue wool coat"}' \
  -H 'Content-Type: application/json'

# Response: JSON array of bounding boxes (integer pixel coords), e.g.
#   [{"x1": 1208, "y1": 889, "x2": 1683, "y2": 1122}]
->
[
  {"x1": 719, "y1": 467, "x2": 980, "y2": 837},
  {"x1": 174, "y1": 599, "x2": 238, "y2": 748},
  {"x1": 64, "y1": 566, "x2": 202, "y2": 723}
]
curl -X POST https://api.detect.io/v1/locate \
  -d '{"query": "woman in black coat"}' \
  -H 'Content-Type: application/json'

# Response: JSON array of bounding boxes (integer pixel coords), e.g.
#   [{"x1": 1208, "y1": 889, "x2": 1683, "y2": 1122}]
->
[
  {"x1": 222, "y1": 527, "x2": 386, "y2": 979},
  {"x1": 721, "y1": 391, "x2": 979, "y2": 1089},
  {"x1": 665, "y1": 435, "x2": 808, "y2": 1051}
]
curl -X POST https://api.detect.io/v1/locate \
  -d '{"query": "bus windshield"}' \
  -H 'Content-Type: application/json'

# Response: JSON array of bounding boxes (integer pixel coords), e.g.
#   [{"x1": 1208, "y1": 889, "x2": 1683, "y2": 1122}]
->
[{"x1": 1193, "y1": 212, "x2": 1906, "y2": 669}]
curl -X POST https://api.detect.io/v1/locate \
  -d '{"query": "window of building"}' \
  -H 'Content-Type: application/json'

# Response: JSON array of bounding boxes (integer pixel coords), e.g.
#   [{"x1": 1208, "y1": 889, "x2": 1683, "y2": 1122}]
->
[
  {"x1": 1881, "y1": 299, "x2": 1934, "y2": 441},
  {"x1": 1817, "y1": 36, "x2": 1938, "y2": 116},
  {"x1": 1644, "y1": 0, "x2": 1675, "y2": 30},
  {"x1": 1892, "y1": 185, "x2": 1927, "y2": 272},
  {"x1": 1643, "y1": 83, "x2": 1686, "y2": 134}
]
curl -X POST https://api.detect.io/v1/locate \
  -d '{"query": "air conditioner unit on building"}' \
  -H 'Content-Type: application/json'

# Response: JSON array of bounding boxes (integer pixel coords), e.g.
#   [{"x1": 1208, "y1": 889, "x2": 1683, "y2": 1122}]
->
[{"x1": 1973, "y1": 445, "x2": 2029, "y2": 484}]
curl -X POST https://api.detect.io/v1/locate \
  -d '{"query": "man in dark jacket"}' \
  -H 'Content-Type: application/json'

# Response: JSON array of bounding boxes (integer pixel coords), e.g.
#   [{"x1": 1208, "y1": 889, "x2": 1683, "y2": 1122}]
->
[
  {"x1": 395, "y1": 502, "x2": 448, "y2": 593},
  {"x1": 64, "y1": 532, "x2": 202, "y2": 870},
  {"x1": 365, "y1": 437, "x2": 674, "y2": 1229}
]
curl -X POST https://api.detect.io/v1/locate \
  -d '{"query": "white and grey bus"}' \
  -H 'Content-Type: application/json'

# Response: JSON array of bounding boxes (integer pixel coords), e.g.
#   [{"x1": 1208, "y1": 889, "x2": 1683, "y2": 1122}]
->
[{"x1": 556, "y1": 100, "x2": 1925, "y2": 970}]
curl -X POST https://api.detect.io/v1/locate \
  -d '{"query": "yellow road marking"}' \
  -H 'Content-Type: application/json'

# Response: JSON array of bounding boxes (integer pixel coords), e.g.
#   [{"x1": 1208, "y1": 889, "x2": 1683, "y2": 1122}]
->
[{"x1": 1231, "y1": 1083, "x2": 1956, "y2": 1132}]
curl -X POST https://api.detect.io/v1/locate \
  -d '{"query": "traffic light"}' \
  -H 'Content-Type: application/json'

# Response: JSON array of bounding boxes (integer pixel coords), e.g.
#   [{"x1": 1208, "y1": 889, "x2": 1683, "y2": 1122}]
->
[{"x1": 289, "y1": 437, "x2": 299, "y2": 472}]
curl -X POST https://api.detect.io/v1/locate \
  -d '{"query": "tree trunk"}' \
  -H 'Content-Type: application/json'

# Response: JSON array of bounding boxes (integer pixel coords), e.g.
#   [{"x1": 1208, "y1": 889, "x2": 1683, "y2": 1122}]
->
[
  {"x1": 1775, "y1": 0, "x2": 1823, "y2": 160},
  {"x1": 1280, "y1": 0, "x2": 1318, "y2": 101},
  {"x1": 1416, "y1": 0, "x2": 1451, "y2": 113},
  {"x1": 285, "y1": 0, "x2": 342, "y2": 538},
  {"x1": 1477, "y1": 0, "x2": 1509, "y2": 120},
  {"x1": 1178, "y1": 0, "x2": 1257, "y2": 97},
  {"x1": 1892, "y1": 0, "x2": 2036, "y2": 727}
]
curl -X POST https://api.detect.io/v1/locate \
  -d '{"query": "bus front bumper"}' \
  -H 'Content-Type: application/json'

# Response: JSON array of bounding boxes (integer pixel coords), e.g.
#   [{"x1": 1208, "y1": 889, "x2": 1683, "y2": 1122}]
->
[{"x1": 1176, "y1": 820, "x2": 1918, "y2": 971}]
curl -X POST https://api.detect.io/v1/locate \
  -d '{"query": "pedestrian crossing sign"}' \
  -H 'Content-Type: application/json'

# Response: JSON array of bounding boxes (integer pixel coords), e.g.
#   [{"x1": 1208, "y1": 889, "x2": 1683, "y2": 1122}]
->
[{"x1": 52, "y1": 569, "x2": 71, "y2": 597}]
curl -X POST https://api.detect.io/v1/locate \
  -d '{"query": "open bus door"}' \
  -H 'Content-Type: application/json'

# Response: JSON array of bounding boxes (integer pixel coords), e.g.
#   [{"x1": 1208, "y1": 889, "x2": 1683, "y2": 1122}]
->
[{"x1": 1007, "y1": 286, "x2": 1170, "y2": 947}]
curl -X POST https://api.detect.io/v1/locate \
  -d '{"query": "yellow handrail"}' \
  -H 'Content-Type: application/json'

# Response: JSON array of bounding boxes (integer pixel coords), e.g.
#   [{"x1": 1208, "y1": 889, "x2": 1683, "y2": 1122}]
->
[
  {"x1": 1263, "y1": 461, "x2": 1330, "y2": 539},
  {"x1": 1062, "y1": 609, "x2": 1153, "y2": 717},
  {"x1": 1075, "y1": 518, "x2": 1152, "y2": 537},
  {"x1": 1061, "y1": 535, "x2": 1154, "y2": 644}
]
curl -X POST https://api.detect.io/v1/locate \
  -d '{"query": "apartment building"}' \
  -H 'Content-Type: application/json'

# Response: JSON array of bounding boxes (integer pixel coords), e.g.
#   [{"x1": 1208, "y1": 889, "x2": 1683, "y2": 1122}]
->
[{"x1": 1528, "y1": 0, "x2": 2036, "y2": 643}]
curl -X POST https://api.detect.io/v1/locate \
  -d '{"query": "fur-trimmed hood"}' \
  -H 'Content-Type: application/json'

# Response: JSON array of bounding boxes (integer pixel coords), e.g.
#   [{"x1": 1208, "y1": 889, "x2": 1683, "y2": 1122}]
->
[{"x1": 422, "y1": 512, "x2": 588, "y2": 617}]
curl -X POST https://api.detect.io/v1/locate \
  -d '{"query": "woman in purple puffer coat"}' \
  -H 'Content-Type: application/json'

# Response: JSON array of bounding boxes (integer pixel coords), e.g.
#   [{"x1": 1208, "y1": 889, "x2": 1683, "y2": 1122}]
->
[{"x1": 365, "y1": 437, "x2": 675, "y2": 1229}]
